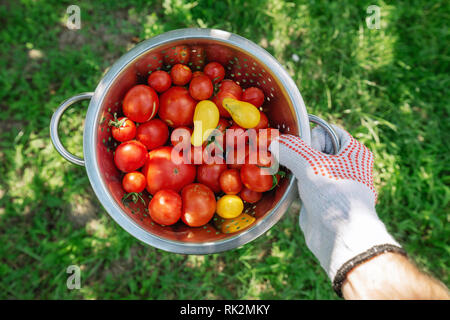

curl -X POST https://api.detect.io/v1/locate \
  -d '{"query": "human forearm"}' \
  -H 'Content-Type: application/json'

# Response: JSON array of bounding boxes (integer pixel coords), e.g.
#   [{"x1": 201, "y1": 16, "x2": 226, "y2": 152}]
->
[{"x1": 341, "y1": 252, "x2": 450, "y2": 300}]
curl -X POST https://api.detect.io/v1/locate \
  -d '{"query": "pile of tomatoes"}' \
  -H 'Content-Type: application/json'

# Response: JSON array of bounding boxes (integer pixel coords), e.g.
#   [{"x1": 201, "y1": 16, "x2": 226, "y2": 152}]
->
[{"x1": 109, "y1": 52, "x2": 282, "y2": 233}]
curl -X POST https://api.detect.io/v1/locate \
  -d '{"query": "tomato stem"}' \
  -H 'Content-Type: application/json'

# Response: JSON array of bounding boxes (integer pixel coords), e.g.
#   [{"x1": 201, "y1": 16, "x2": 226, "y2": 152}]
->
[{"x1": 108, "y1": 113, "x2": 127, "y2": 128}]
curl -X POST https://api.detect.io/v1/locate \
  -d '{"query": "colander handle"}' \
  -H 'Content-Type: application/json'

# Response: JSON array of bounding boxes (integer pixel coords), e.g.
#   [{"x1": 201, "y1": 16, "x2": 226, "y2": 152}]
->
[
  {"x1": 308, "y1": 114, "x2": 341, "y2": 155},
  {"x1": 50, "y1": 92, "x2": 94, "y2": 166}
]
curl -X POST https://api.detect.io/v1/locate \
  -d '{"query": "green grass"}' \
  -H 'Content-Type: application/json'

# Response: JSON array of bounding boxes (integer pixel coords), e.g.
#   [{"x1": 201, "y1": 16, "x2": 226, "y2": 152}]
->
[{"x1": 0, "y1": 0, "x2": 448, "y2": 299}]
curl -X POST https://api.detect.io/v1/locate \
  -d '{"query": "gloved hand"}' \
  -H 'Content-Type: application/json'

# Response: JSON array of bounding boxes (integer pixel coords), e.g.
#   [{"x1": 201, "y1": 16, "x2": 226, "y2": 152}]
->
[{"x1": 269, "y1": 124, "x2": 404, "y2": 295}]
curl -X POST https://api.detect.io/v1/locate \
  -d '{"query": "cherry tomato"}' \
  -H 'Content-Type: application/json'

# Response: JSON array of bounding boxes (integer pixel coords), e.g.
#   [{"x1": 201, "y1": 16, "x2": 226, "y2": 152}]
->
[
  {"x1": 219, "y1": 80, "x2": 243, "y2": 97},
  {"x1": 242, "y1": 87, "x2": 265, "y2": 108},
  {"x1": 219, "y1": 169, "x2": 242, "y2": 195},
  {"x1": 216, "y1": 195, "x2": 243, "y2": 219},
  {"x1": 239, "y1": 186, "x2": 262, "y2": 203},
  {"x1": 170, "y1": 126, "x2": 192, "y2": 147},
  {"x1": 226, "y1": 145, "x2": 249, "y2": 170},
  {"x1": 196, "y1": 163, "x2": 228, "y2": 194},
  {"x1": 257, "y1": 128, "x2": 280, "y2": 151},
  {"x1": 217, "y1": 118, "x2": 231, "y2": 133},
  {"x1": 114, "y1": 140, "x2": 148, "y2": 172},
  {"x1": 122, "y1": 171, "x2": 146, "y2": 193},
  {"x1": 240, "y1": 164, "x2": 273, "y2": 192},
  {"x1": 148, "y1": 70, "x2": 172, "y2": 93},
  {"x1": 159, "y1": 86, "x2": 196, "y2": 127},
  {"x1": 203, "y1": 62, "x2": 225, "y2": 84},
  {"x1": 212, "y1": 80, "x2": 243, "y2": 117},
  {"x1": 189, "y1": 74, "x2": 213, "y2": 100},
  {"x1": 170, "y1": 64, "x2": 192, "y2": 86},
  {"x1": 123, "y1": 85, "x2": 159, "y2": 123},
  {"x1": 136, "y1": 119, "x2": 169, "y2": 150},
  {"x1": 164, "y1": 45, "x2": 190, "y2": 65},
  {"x1": 142, "y1": 146, "x2": 196, "y2": 195},
  {"x1": 149, "y1": 189, "x2": 182, "y2": 226},
  {"x1": 181, "y1": 183, "x2": 216, "y2": 227},
  {"x1": 225, "y1": 124, "x2": 248, "y2": 150},
  {"x1": 192, "y1": 71, "x2": 204, "y2": 78},
  {"x1": 253, "y1": 111, "x2": 269, "y2": 130},
  {"x1": 109, "y1": 116, "x2": 136, "y2": 142}
]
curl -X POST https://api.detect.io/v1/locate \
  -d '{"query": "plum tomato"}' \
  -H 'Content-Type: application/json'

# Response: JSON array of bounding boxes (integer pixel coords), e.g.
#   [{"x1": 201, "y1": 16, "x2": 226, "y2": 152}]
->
[
  {"x1": 142, "y1": 146, "x2": 196, "y2": 195},
  {"x1": 123, "y1": 85, "x2": 159, "y2": 123},
  {"x1": 239, "y1": 186, "x2": 262, "y2": 203},
  {"x1": 219, "y1": 169, "x2": 242, "y2": 195},
  {"x1": 196, "y1": 163, "x2": 228, "y2": 194},
  {"x1": 149, "y1": 189, "x2": 182, "y2": 226},
  {"x1": 240, "y1": 164, "x2": 273, "y2": 192},
  {"x1": 114, "y1": 140, "x2": 148, "y2": 172},
  {"x1": 159, "y1": 86, "x2": 196, "y2": 127},
  {"x1": 122, "y1": 171, "x2": 146, "y2": 193},
  {"x1": 189, "y1": 74, "x2": 213, "y2": 100},
  {"x1": 109, "y1": 116, "x2": 136, "y2": 142},
  {"x1": 164, "y1": 45, "x2": 190, "y2": 65},
  {"x1": 136, "y1": 119, "x2": 169, "y2": 150},
  {"x1": 242, "y1": 87, "x2": 265, "y2": 108},
  {"x1": 148, "y1": 70, "x2": 172, "y2": 93},
  {"x1": 170, "y1": 64, "x2": 192, "y2": 86},
  {"x1": 203, "y1": 62, "x2": 225, "y2": 84},
  {"x1": 181, "y1": 183, "x2": 216, "y2": 227}
]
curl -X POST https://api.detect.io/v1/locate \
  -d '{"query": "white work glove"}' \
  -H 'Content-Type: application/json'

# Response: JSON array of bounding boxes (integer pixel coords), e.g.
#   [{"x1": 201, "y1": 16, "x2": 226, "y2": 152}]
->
[{"x1": 269, "y1": 125, "x2": 404, "y2": 296}]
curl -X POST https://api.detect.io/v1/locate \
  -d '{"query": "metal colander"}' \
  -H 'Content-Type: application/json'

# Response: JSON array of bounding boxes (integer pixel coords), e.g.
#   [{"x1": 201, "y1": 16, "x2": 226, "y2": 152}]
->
[{"x1": 50, "y1": 28, "x2": 339, "y2": 254}]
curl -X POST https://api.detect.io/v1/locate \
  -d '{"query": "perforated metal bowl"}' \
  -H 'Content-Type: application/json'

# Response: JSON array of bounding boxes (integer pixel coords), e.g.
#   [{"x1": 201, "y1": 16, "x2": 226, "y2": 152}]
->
[{"x1": 50, "y1": 28, "x2": 339, "y2": 254}]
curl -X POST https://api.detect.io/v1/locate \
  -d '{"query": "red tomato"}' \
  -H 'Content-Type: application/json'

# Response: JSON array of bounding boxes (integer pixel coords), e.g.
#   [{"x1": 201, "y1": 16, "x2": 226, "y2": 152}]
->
[
  {"x1": 189, "y1": 74, "x2": 213, "y2": 100},
  {"x1": 181, "y1": 183, "x2": 216, "y2": 227},
  {"x1": 226, "y1": 145, "x2": 249, "y2": 170},
  {"x1": 240, "y1": 186, "x2": 262, "y2": 203},
  {"x1": 225, "y1": 124, "x2": 248, "y2": 150},
  {"x1": 196, "y1": 163, "x2": 228, "y2": 194},
  {"x1": 136, "y1": 119, "x2": 169, "y2": 150},
  {"x1": 142, "y1": 146, "x2": 196, "y2": 195},
  {"x1": 123, "y1": 85, "x2": 159, "y2": 123},
  {"x1": 164, "y1": 45, "x2": 190, "y2": 65},
  {"x1": 257, "y1": 128, "x2": 280, "y2": 151},
  {"x1": 212, "y1": 80, "x2": 243, "y2": 117},
  {"x1": 159, "y1": 86, "x2": 196, "y2": 127},
  {"x1": 246, "y1": 150, "x2": 275, "y2": 168},
  {"x1": 189, "y1": 45, "x2": 206, "y2": 70},
  {"x1": 242, "y1": 87, "x2": 265, "y2": 108},
  {"x1": 192, "y1": 71, "x2": 204, "y2": 78},
  {"x1": 170, "y1": 64, "x2": 192, "y2": 86},
  {"x1": 217, "y1": 118, "x2": 231, "y2": 133},
  {"x1": 203, "y1": 62, "x2": 225, "y2": 84},
  {"x1": 170, "y1": 126, "x2": 192, "y2": 147},
  {"x1": 148, "y1": 70, "x2": 172, "y2": 93},
  {"x1": 219, "y1": 80, "x2": 243, "y2": 97},
  {"x1": 114, "y1": 140, "x2": 148, "y2": 172},
  {"x1": 109, "y1": 116, "x2": 136, "y2": 142},
  {"x1": 253, "y1": 111, "x2": 269, "y2": 130},
  {"x1": 240, "y1": 164, "x2": 273, "y2": 192},
  {"x1": 149, "y1": 189, "x2": 182, "y2": 226},
  {"x1": 219, "y1": 169, "x2": 242, "y2": 195},
  {"x1": 122, "y1": 171, "x2": 146, "y2": 193}
]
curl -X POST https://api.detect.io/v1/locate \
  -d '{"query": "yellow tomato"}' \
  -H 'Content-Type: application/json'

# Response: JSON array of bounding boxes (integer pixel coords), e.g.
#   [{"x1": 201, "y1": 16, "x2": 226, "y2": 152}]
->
[
  {"x1": 220, "y1": 213, "x2": 256, "y2": 234},
  {"x1": 216, "y1": 195, "x2": 244, "y2": 219},
  {"x1": 191, "y1": 100, "x2": 220, "y2": 146},
  {"x1": 222, "y1": 98, "x2": 260, "y2": 129}
]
